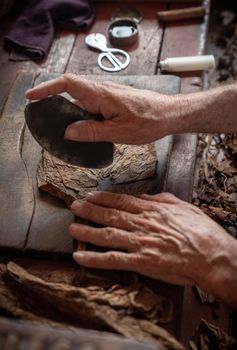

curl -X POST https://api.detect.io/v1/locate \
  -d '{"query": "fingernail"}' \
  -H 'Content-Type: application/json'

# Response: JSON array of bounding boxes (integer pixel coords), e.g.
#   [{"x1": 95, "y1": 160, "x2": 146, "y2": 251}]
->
[
  {"x1": 70, "y1": 200, "x2": 81, "y2": 212},
  {"x1": 68, "y1": 223, "x2": 77, "y2": 235},
  {"x1": 65, "y1": 127, "x2": 78, "y2": 141},
  {"x1": 86, "y1": 191, "x2": 97, "y2": 199},
  {"x1": 73, "y1": 252, "x2": 85, "y2": 260},
  {"x1": 25, "y1": 89, "x2": 31, "y2": 97}
]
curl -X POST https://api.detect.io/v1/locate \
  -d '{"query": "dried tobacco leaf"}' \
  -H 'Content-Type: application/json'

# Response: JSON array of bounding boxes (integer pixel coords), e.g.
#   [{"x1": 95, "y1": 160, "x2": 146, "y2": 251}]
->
[
  {"x1": 189, "y1": 318, "x2": 237, "y2": 350},
  {"x1": 193, "y1": 133, "x2": 237, "y2": 237},
  {"x1": 0, "y1": 262, "x2": 184, "y2": 350},
  {"x1": 37, "y1": 143, "x2": 157, "y2": 207}
]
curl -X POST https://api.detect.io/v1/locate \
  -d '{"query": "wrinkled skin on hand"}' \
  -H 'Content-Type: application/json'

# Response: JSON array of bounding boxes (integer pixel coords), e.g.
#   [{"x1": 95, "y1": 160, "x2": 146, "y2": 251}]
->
[
  {"x1": 25, "y1": 73, "x2": 180, "y2": 144},
  {"x1": 69, "y1": 191, "x2": 237, "y2": 308},
  {"x1": 26, "y1": 74, "x2": 237, "y2": 141}
]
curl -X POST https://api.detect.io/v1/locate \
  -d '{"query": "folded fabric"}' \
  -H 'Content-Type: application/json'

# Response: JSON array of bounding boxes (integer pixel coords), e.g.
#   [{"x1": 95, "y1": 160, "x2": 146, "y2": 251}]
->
[{"x1": 5, "y1": 0, "x2": 95, "y2": 61}]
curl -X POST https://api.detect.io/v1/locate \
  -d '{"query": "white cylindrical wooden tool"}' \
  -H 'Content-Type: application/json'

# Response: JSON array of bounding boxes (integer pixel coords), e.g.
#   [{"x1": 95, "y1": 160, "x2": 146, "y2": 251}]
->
[{"x1": 159, "y1": 55, "x2": 215, "y2": 72}]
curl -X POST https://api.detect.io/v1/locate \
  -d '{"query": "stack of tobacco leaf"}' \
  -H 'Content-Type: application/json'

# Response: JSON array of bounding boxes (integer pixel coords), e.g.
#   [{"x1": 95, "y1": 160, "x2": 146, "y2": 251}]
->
[
  {"x1": 190, "y1": 319, "x2": 237, "y2": 350},
  {"x1": 37, "y1": 143, "x2": 157, "y2": 207},
  {"x1": 0, "y1": 261, "x2": 184, "y2": 350},
  {"x1": 193, "y1": 133, "x2": 237, "y2": 237}
]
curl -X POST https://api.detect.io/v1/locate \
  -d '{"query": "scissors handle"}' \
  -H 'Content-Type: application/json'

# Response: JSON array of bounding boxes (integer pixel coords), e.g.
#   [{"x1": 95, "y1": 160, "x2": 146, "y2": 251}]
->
[{"x1": 98, "y1": 49, "x2": 130, "y2": 72}]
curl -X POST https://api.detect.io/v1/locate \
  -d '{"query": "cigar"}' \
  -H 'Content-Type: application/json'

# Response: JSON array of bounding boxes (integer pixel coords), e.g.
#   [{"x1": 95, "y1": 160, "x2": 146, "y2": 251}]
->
[
  {"x1": 95, "y1": 0, "x2": 203, "y2": 2},
  {"x1": 157, "y1": 6, "x2": 205, "y2": 22},
  {"x1": 156, "y1": 0, "x2": 202, "y2": 2}
]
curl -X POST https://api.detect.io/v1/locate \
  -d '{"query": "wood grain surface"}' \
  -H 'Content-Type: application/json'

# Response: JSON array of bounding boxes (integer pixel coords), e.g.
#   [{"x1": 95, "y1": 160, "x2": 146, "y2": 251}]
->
[{"x1": 0, "y1": 73, "x2": 35, "y2": 249}]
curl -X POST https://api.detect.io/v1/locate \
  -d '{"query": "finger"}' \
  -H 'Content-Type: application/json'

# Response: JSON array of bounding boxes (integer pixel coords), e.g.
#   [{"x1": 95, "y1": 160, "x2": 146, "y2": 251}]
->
[
  {"x1": 64, "y1": 119, "x2": 142, "y2": 144},
  {"x1": 85, "y1": 191, "x2": 157, "y2": 213},
  {"x1": 69, "y1": 223, "x2": 140, "y2": 252},
  {"x1": 25, "y1": 74, "x2": 88, "y2": 100},
  {"x1": 70, "y1": 200, "x2": 139, "y2": 231},
  {"x1": 73, "y1": 250, "x2": 140, "y2": 271},
  {"x1": 73, "y1": 249, "x2": 194, "y2": 285},
  {"x1": 25, "y1": 74, "x2": 102, "y2": 110},
  {"x1": 141, "y1": 192, "x2": 181, "y2": 204},
  {"x1": 64, "y1": 119, "x2": 118, "y2": 142},
  {"x1": 26, "y1": 75, "x2": 69, "y2": 100},
  {"x1": 64, "y1": 114, "x2": 138, "y2": 143}
]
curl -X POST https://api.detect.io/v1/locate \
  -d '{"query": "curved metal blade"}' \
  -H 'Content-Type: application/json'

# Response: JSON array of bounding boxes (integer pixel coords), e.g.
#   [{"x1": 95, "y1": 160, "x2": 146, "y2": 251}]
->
[{"x1": 25, "y1": 95, "x2": 114, "y2": 168}]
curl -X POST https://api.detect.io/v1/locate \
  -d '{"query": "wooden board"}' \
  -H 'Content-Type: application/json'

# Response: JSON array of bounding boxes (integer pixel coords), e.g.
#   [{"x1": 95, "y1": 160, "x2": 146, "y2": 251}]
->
[
  {"x1": 0, "y1": 316, "x2": 157, "y2": 350},
  {"x1": 0, "y1": 74, "x2": 180, "y2": 255},
  {"x1": 0, "y1": 73, "x2": 35, "y2": 250}
]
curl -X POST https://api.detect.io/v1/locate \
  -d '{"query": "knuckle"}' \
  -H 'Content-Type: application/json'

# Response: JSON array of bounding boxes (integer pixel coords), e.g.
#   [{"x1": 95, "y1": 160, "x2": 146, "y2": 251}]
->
[
  {"x1": 80, "y1": 201, "x2": 91, "y2": 217},
  {"x1": 158, "y1": 207, "x2": 169, "y2": 220},
  {"x1": 103, "y1": 80, "x2": 117, "y2": 87},
  {"x1": 107, "y1": 252, "x2": 118, "y2": 266},
  {"x1": 130, "y1": 252, "x2": 143, "y2": 270},
  {"x1": 86, "y1": 121, "x2": 98, "y2": 141},
  {"x1": 128, "y1": 234, "x2": 141, "y2": 249},
  {"x1": 116, "y1": 193, "x2": 129, "y2": 206},
  {"x1": 62, "y1": 72, "x2": 76, "y2": 82},
  {"x1": 104, "y1": 208, "x2": 119, "y2": 225},
  {"x1": 103, "y1": 227, "x2": 116, "y2": 243},
  {"x1": 162, "y1": 192, "x2": 179, "y2": 202},
  {"x1": 100, "y1": 85, "x2": 114, "y2": 103},
  {"x1": 158, "y1": 192, "x2": 170, "y2": 199}
]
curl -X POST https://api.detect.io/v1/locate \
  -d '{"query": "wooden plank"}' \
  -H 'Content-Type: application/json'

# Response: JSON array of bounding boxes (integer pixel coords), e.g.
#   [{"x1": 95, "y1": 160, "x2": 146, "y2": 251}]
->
[
  {"x1": 0, "y1": 73, "x2": 35, "y2": 249},
  {"x1": 0, "y1": 16, "x2": 78, "y2": 254},
  {"x1": 67, "y1": 2, "x2": 166, "y2": 75},
  {"x1": 165, "y1": 133, "x2": 197, "y2": 201},
  {"x1": 0, "y1": 74, "x2": 75, "y2": 255},
  {"x1": 0, "y1": 316, "x2": 157, "y2": 350},
  {"x1": 22, "y1": 73, "x2": 74, "y2": 254}
]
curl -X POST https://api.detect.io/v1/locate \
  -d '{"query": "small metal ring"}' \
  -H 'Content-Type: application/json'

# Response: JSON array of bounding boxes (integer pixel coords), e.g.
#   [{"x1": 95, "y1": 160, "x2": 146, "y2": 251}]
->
[{"x1": 108, "y1": 19, "x2": 139, "y2": 46}]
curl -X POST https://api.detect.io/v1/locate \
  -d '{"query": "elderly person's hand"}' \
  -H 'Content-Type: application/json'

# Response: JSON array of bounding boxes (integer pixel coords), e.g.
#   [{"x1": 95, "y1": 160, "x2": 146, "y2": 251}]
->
[
  {"x1": 69, "y1": 191, "x2": 237, "y2": 308},
  {"x1": 26, "y1": 74, "x2": 237, "y2": 143},
  {"x1": 25, "y1": 73, "x2": 183, "y2": 144}
]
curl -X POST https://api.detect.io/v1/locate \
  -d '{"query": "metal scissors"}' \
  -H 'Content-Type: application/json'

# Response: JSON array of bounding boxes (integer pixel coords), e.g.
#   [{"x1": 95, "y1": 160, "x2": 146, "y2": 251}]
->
[{"x1": 85, "y1": 33, "x2": 130, "y2": 72}]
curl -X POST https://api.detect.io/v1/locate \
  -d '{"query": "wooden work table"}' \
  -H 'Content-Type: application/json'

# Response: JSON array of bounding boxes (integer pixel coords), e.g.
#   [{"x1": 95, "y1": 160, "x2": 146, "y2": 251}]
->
[{"x1": 0, "y1": 0, "x2": 233, "y2": 346}]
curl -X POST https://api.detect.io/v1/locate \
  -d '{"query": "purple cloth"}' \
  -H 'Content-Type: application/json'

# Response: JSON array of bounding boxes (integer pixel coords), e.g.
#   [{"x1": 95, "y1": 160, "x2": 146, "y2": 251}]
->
[{"x1": 5, "y1": 0, "x2": 95, "y2": 61}]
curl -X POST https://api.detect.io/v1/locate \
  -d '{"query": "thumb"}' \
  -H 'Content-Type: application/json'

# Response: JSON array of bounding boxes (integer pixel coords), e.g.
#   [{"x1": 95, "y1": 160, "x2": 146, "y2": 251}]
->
[{"x1": 64, "y1": 120, "x2": 113, "y2": 142}]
